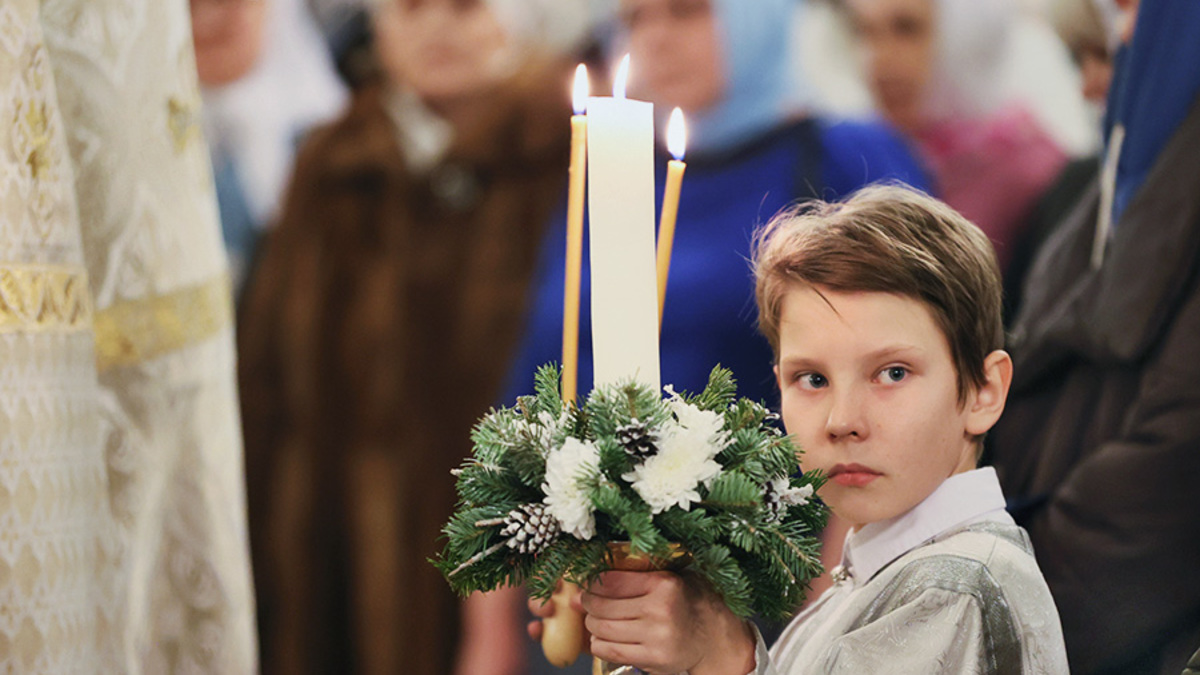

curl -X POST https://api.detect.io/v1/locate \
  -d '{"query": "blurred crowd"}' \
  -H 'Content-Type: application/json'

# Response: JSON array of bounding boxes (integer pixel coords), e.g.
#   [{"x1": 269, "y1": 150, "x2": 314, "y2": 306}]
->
[{"x1": 190, "y1": 0, "x2": 1198, "y2": 674}]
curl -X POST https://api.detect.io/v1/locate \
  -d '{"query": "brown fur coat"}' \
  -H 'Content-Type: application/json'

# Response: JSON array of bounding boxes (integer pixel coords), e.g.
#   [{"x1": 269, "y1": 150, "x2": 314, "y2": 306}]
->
[{"x1": 238, "y1": 61, "x2": 571, "y2": 674}]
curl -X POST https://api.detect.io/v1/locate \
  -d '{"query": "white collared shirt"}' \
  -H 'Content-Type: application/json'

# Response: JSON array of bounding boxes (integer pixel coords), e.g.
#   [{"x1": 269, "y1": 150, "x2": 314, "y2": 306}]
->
[{"x1": 841, "y1": 467, "x2": 1013, "y2": 584}]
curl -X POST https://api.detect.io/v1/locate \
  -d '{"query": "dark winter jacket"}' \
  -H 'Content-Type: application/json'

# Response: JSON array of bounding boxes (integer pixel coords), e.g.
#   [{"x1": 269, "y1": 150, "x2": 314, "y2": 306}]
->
[{"x1": 990, "y1": 94, "x2": 1200, "y2": 675}]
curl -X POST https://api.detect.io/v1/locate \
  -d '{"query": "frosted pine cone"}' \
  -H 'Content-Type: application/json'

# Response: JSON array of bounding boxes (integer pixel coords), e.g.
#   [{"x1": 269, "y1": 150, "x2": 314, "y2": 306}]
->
[
  {"x1": 501, "y1": 503, "x2": 559, "y2": 554},
  {"x1": 616, "y1": 418, "x2": 659, "y2": 459}
]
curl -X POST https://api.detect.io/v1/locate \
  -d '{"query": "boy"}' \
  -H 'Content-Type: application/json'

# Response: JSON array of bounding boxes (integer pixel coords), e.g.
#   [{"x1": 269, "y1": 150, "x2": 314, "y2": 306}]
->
[{"x1": 532, "y1": 185, "x2": 1069, "y2": 674}]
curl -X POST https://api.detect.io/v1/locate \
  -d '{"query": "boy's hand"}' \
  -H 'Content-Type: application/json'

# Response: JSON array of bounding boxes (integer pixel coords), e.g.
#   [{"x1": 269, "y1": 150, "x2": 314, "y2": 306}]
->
[{"x1": 582, "y1": 571, "x2": 756, "y2": 675}]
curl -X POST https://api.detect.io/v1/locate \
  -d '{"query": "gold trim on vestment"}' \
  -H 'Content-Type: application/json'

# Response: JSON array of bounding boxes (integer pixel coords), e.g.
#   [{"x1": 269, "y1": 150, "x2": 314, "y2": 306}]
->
[
  {"x1": 0, "y1": 264, "x2": 92, "y2": 333},
  {"x1": 94, "y1": 274, "x2": 232, "y2": 372}
]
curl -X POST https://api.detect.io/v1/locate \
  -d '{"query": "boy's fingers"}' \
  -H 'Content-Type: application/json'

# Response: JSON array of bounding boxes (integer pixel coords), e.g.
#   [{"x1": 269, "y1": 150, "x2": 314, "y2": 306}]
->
[
  {"x1": 580, "y1": 592, "x2": 650, "y2": 621},
  {"x1": 590, "y1": 637, "x2": 676, "y2": 675},
  {"x1": 587, "y1": 570, "x2": 672, "y2": 598},
  {"x1": 590, "y1": 635, "x2": 641, "y2": 669},
  {"x1": 584, "y1": 614, "x2": 662, "y2": 646},
  {"x1": 526, "y1": 619, "x2": 543, "y2": 641}
]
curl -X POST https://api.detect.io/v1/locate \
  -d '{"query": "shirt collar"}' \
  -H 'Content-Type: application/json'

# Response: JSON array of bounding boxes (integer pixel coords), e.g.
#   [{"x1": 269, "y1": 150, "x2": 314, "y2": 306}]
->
[{"x1": 841, "y1": 467, "x2": 1011, "y2": 583}]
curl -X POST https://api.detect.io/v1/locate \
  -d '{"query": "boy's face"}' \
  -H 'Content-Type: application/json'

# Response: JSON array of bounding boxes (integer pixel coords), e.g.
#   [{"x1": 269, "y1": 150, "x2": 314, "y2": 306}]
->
[{"x1": 775, "y1": 285, "x2": 988, "y2": 529}]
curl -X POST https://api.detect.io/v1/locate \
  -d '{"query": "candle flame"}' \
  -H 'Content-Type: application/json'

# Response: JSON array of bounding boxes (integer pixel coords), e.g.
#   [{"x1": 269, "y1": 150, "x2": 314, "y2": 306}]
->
[
  {"x1": 572, "y1": 63, "x2": 589, "y2": 115},
  {"x1": 614, "y1": 54, "x2": 631, "y2": 99},
  {"x1": 667, "y1": 108, "x2": 687, "y2": 161}
]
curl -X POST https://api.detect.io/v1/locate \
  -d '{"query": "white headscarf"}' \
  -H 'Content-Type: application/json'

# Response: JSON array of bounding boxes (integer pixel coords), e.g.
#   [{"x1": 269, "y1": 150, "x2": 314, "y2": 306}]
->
[
  {"x1": 202, "y1": 0, "x2": 347, "y2": 226},
  {"x1": 930, "y1": 0, "x2": 1097, "y2": 153},
  {"x1": 486, "y1": 0, "x2": 592, "y2": 56},
  {"x1": 926, "y1": 0, "x2": 1016, "y2": 120}
]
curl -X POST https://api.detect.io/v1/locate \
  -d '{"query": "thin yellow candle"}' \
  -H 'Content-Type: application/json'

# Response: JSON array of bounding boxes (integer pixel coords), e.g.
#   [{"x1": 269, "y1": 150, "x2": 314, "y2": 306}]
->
[
  {"x1": 657, "y1": 107, "x2": 687, "y2": 325},
  {"x1": 561, "y1": 63, "x2": 589, "y2": 406},
  {"x1": 544, "y1": 63, "x2": 590, "y2": 670}
]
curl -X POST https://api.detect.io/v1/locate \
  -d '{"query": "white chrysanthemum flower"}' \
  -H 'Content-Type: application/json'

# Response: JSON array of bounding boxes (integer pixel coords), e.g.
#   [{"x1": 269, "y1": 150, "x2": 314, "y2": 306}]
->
[
  {"x1": 664, "y1": 386, "x2": 727, "y2": 446},
  {"x1": 623, "y1": 428, "x2": 723, "y2": 514},
  {"x1": 542, "y1": 437, "x2": 600, "y2": 539}
]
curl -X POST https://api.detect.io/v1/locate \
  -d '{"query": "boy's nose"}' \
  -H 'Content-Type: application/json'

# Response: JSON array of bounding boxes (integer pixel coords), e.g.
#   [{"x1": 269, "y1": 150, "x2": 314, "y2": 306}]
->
[{"x1": 825, "y1": 386, "x2": 868, "y2": 440}]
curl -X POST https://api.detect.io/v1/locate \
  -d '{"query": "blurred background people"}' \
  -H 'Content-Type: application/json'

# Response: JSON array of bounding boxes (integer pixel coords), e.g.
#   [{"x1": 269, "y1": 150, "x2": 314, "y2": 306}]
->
[
  {"x1": 237, "y1": 0, "x2": 588, "y2": 673},
  {"x1": 797, "y1": 0, "x2": 1096, "y2": 152},
  {"x1": 989, "y1": 0, "x2": 1200, "y2": 672},
  {"x1": 192, "y1": 0, "x2": 347, "y2": 294},
  {"x1": 846, "y1": 0, "x2": 1068, "y2": 285}
]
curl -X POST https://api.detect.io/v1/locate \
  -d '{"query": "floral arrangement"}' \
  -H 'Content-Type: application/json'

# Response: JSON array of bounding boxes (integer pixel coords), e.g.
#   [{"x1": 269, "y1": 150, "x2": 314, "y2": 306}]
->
[{"x1": 433, "y1": 365, "x2": 828, "y2": 621}]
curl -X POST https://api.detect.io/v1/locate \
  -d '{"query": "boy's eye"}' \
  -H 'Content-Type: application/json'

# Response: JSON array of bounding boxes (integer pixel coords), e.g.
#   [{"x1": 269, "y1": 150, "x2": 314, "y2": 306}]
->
[
  {"x1": 879, "y1": 366, "x2": 908, "y2": 384},
  {"x1": 797, "y1": 373, "x2": 828, "y2": 390}
]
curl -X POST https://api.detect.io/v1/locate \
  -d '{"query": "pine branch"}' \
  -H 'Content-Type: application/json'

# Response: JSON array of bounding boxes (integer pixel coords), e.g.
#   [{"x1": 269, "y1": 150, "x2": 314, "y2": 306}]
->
[
  {"x1": 703, "y1": 471, "x2": 764, "y2": 514},
  {"x1": 690, "y1": 544, "x2": 754, "y2": 618},
  {"x1": 447, "y1": 540, "x2": 509, "y2": 578},
  {"x1": 532, "y1": 363, "x2": 564, "y2": 415},
  {"x1": 689, "y1": 366, "x2": 738, "y2": 412}
]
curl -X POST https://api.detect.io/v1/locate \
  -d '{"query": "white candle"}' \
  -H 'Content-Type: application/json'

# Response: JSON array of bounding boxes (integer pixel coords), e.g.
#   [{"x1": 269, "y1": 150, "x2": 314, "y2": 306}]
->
[{"x1": 586, "y1": 54, "x2": 661, "y2": 392}]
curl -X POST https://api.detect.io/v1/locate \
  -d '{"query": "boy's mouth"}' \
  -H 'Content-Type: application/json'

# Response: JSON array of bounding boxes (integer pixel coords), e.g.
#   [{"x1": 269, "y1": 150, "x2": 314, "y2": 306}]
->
[{"x1": 828, "y1": 463, "x2": 882, "y2": 487}]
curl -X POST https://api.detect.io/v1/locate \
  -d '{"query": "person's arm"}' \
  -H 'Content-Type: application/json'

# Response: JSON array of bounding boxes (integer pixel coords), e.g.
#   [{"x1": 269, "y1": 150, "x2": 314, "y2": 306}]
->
[
  {"x1": 455, "y1": 588, "x2": 528, "y2": 675},
  {"x1": 1024, "y1": 282, "x2": 1200, "y2": 672}
]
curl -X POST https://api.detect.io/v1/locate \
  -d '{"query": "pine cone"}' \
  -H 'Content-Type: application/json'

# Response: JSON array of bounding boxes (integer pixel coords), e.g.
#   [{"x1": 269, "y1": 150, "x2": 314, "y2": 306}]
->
[
  {"x1": 501, "y1": 503, "x2": 559, "y2": 555},
  {"x1": 616, "y1": 418, "x2": 659, "y2": 459}
]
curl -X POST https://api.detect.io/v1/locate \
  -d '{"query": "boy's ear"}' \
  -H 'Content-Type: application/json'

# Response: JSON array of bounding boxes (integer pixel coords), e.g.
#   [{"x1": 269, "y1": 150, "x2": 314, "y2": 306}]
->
[
  {"x1": 774, "y1": 364, "x2": 781, "y2": 390},
  {"x1": 965, "y1": 350, "x2": 1013, "y2": 436}
]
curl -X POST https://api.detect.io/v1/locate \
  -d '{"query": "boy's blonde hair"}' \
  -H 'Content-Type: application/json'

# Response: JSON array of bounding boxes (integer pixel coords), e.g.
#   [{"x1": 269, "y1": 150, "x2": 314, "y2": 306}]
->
[{"x1": 753, "y1": 184, "x2": 1003, "y2": 403}]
